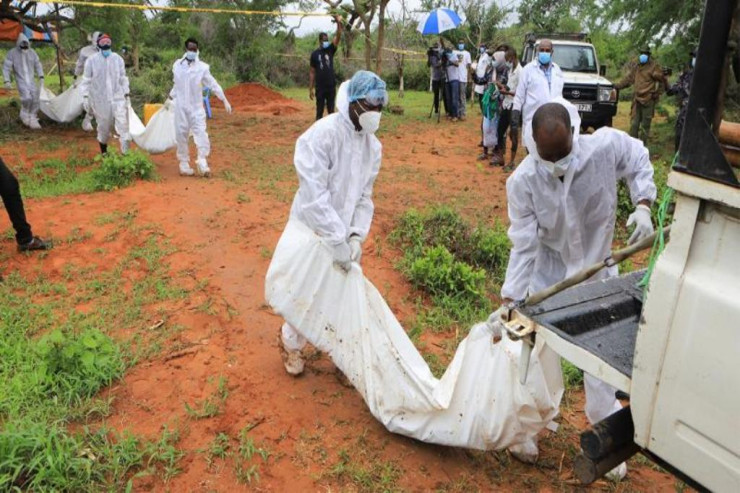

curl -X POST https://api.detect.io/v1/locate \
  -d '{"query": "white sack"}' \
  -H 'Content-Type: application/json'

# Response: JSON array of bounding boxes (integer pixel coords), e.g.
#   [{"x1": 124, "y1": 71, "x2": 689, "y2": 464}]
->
[
  {"x1": 129, "y1": 104, "x2": 177, "y2": 154},
  {"x1": 39, "y1": 84, "x2": 84, "y2": 123},
  {"x1": 265, "y1": 219, "x2": 564, "y2": 450}
]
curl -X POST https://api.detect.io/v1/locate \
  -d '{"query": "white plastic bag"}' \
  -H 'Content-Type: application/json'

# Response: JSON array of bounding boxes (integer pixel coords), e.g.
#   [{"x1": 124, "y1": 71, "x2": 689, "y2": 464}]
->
[
  {"x1": 482, "y1": 116, "x2": 498, "y2": 149},
  {"x1": 265, "y1": 220, "x2": 564, "y2": 450},
  {"x1": 129, "y1": 104, "x2": 176, "y2": 154},
  {"x1": 39, "y1": 83, "x2": 84, "y2": 123}
]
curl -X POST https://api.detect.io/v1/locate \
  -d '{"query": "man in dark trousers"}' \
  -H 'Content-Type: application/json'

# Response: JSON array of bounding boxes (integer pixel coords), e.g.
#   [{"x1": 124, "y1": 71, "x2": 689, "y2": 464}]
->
[
  {"x1": 0, "y1": 157, "x2": 50, "y2": 258},
  {"x1": 309, "y1": 16, "x2": 343, "y2": 120}
]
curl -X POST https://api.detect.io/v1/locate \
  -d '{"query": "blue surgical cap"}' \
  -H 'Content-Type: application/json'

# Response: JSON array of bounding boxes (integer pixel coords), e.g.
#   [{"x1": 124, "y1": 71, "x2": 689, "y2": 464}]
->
[{"x1": 348, "y1": 70, "x2": 389, "y2": 106}]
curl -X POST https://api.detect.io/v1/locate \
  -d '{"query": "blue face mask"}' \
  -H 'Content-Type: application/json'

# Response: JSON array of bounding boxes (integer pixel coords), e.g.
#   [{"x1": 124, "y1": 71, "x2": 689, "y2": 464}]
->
[
  {"x1": 185, "y1": 51, "x2": 197, "y2": 61},
  {"x1": 322, "y1": 41, "x2": 331, "y2": 49},
  {"x1": 101, "y1": 49, "x2": 111, "y2": 58},
  {"x1": 458, "y1": 43, "x2": 464, "y2": 51},
  {"x1": 639, "y1": 54, "x2": 649, "y2": 64},
  {"x1": 538, "y1": 51, "x2": 551, "y2": 65}
]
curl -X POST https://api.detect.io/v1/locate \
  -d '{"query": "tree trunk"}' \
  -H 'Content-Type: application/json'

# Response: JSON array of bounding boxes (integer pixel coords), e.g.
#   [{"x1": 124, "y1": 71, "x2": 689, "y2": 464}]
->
[
  {"x1": 363, "y1": 21, "x2": 373, "y2": 70},
  {"x1": 398, "y1": 55, "x2": 405, "y2": 98},
  {"x1": 375, "y1": 0, "x2": 390, "y2": 74}
]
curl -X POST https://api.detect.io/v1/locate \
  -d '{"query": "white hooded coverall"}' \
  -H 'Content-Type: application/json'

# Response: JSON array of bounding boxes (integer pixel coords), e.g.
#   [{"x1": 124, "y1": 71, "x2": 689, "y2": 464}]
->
[
  {"x1": 281, "y1": 81, "x2": 382, "y2": 351},
  {"x1": 75, "y1": 38, "x2": 99, "y2": 130},
  {"x1": 3, "y1": 34, "x2": 43, "y2": 127},
  {"x1": 502, "y1": 120, "x2": 657, "y2": 427},
  {"x1": 512, "y1": 59, "x2": 565, "y2": 147},
  {"x1": 79, "y1": 51, "x2": 130, "y2": 149},
  {"x1": 169, "y1": 56, "x2": 226, "y2": 168}
]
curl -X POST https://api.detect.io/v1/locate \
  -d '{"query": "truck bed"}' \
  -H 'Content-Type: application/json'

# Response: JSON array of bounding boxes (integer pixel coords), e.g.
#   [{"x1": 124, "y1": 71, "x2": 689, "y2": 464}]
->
[{"x1": 517, "y1": 271, "x2": 645, "y2": 381}]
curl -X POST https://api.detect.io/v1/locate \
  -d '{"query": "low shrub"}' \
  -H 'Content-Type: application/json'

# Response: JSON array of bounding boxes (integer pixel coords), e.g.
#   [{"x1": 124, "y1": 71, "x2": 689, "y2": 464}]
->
[{"x1": 91, "y1": 150, "x2": 156, "y2": 191}]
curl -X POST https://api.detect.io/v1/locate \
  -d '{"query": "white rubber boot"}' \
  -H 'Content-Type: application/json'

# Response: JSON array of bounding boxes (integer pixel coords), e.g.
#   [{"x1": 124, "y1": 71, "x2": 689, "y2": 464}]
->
[
  {"x1": 605, "y1": 462, "x2": 627, "y2": 482},
  {"x1": 178, "y1": 161, "x2": 195, "y2": 177},
  {"x1": 82, "y1": 113, "x2": 93, "y2": 132},
  {"x1": 277, "y1": 328, "x2": 305, "y2": 376},
  {"x1": 196, "y1": 157, "x2": 211, "y2": 177},
  {"x1": 28, "y1": 116, "x2": 41, "y2": 130},
  {"x1": 508, "y1": 437, "x2": 539, "y2": 464},
  {"x1": 120, "y1": 139, "x2": 130, "y2": 154}
]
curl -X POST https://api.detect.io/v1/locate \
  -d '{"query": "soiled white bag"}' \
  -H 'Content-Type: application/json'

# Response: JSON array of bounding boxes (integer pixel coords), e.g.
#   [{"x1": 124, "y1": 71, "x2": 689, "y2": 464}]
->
[
  {"x1": 265, "y1": 220, "x2": 564, "y2": 450},
  {"x1": 39, "y1": 84, "x2": 84, "y2": 123},
  {"x1": 129, "y1": 104, "x2": 176, "y2": 154}
]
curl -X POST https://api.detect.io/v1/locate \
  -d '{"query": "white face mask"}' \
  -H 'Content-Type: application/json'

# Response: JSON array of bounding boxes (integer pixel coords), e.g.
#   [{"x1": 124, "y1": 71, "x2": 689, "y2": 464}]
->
[
  {"x1": 538, "y1": 152, "x2": 573, "y2": 178},
  {"x1": 358, "y1": 110, "x2": 381, "y2": 134}
]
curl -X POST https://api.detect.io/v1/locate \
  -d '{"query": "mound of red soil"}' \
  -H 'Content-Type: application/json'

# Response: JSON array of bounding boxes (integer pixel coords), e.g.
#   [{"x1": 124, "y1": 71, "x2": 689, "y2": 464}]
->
[{"x1": 225, "y1": 82, "x2": 300, "y2": 115}]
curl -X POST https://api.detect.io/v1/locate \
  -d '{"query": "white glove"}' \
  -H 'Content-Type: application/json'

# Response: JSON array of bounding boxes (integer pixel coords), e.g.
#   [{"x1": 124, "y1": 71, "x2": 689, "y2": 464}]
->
[
  {"x1": 4, "y1": 81, "x2": 12, "y2": 90},
  {"x1": 224, "y1": 99, "x2": 233, "y2": 114},
  {"x1": 82, "y1": 97, "x2": 90, "y2": 113},
  {"x1": 349, "y1": 237, "x2": 362, "y2": 263},
  {"x1": 626, "y1": 203, "x2": 653, "y2": 245},
  {"x1": 486, "y1": 307, "x2": 507, "y2": 343},
  {"x1": 164, "y1": 97, "x2": 173, "y2": 111},
  {"x1": 38, "y1": 77, "x2": 44, "y2": 90},
  {"x1": 332, "y1": 242, "x2": 352, "y2": 272}
]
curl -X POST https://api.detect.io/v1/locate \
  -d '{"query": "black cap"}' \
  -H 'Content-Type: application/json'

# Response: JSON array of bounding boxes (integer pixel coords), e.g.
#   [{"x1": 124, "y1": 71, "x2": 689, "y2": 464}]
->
[{"x1": 639, "y1": 47, "x2": 651, "y2": 55}]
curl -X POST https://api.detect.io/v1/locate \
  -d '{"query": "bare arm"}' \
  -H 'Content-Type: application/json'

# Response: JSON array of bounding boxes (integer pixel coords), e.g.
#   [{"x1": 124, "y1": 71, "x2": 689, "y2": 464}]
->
[
  {"x1": 333, "y1": 15, "x2": 342, "y2": 46},
  {"x1": 309, "y1": 66, "x2": 315, "y2": 99}
]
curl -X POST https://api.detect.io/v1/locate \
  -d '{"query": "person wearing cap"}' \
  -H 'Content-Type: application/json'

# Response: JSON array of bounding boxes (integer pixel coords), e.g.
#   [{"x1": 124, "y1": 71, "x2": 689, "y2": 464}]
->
[
  {"x1": 79, "y1": 33, "x2": 131, "y2": 155},
  {"x1": 166, "y1": 37, "x2": 232, "y2": 177},
  {"x1": 665, "y1": 49, "x2": 695, "y2": 151},
  {"x1": 614, "y1": 48, "x2": 668, "y2": 145},
  {"x1": 3, "y1": 33, "x2": 44, "y2": 129},
  {"x1": 75, "y1": 31, "x2": 100, "y2": 132},
  {"x1": 276, "y1": 70, "x2": 388, "y2": 376}
]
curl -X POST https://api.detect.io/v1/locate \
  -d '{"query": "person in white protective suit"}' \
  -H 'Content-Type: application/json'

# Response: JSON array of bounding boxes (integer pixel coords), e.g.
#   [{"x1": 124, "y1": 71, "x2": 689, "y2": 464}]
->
[
  {"x1": 3, "y1": 33, "x2": 44, "y2": 129},
  {"x1": 79, "y1": 34, "x2": 131, "y2": 155},
  {"x1": 75, "y1": 31, "x2": 100, "y2": 132},
  {"x1": 511, "y1": 39, "x2": 564, "y2": 150},
  {"x1": 166, "y1": 37, "x2": 232, "y2": 177},
  {"x1": 277, "y1": 70, "x2": 388, "y2": 376},
  {"x1": 488, "y1": 100, "x2": 656, "y2": 481}
]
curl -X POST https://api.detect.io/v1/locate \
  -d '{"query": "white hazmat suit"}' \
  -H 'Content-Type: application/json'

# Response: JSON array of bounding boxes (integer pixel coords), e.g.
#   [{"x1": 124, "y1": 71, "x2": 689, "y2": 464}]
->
[
  {"x1": 75, "y1": 32, "x2": 100, "y2": 132},
  {"x1": 3, "y1": 33, "x2": 44, "y2": 129},
  {"x1": 280, "y1": 79, "x2": 382, "y2": 354},
  {"x1": 80, "y1": 51, "x2": 130, "y2": 152},
  {"x1": 169, "y1": 54, "x2": 229, "y2": 176},
  {"x1": 512, "y1": 59, "x2": 564, "y2": 147},
  {"x1": 502, "y1": 101, "x2": 656, "y2": 477}
]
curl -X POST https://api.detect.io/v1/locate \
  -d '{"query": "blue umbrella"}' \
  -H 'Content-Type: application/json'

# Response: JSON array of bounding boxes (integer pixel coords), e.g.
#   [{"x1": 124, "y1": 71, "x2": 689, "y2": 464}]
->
[{"x1": 417, "y1": 8, "x2": 462, "y2": 35}]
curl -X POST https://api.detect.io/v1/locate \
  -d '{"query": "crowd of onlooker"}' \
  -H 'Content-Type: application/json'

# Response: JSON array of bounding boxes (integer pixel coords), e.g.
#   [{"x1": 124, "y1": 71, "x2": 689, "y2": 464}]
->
[{"x1": 427, "y1": 40, "x2": 522, "y2": 170}]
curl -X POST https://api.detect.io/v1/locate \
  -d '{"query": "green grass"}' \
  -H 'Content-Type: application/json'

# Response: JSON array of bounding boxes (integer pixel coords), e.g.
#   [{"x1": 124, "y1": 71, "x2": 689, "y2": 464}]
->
[
  {"x1": 11, "y1": 150, "x2": 156, "y2": 199},
  {"x1": 0, "y1": 224, "x2": 188, "y2": 490},
  {"x1": 184, "y1": 376, "x2": 229, "y2": 419}
]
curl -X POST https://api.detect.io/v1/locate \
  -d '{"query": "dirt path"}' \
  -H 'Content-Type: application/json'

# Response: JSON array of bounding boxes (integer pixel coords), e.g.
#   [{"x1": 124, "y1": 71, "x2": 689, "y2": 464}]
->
[{"x1": 1, "y1": 89, "x2": 681, "y2": 492}]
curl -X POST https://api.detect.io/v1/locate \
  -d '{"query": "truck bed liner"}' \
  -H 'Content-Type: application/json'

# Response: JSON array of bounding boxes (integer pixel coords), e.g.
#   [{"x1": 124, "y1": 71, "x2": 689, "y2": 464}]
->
[{"x1": 518, "y1": 271, "x2": 645, "y2": 378}]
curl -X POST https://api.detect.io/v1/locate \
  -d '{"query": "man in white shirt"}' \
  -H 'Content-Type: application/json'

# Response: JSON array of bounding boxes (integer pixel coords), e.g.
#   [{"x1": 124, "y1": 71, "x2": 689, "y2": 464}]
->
[
  {"x1": 473, "y1": 44, "x2": 491, "y2": 106},
  {"x1": 496, "y1": 46, "x2": 523, "y2": 168},
  {"x1": 443, "y1": 44, "x2": 461, "y2": 122},
  {"x1": 454, "y1": 40, "x2": 472, "y2": 120},
  {"x1": 511, "y1": 40, "x2": 564, "y2": 148}
]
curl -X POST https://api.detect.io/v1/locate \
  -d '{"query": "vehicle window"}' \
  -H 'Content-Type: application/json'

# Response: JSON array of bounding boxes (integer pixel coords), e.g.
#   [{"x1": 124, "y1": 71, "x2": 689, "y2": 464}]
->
[{"x1": 552, "y1": 45, "x2": 597, "y2": 73}]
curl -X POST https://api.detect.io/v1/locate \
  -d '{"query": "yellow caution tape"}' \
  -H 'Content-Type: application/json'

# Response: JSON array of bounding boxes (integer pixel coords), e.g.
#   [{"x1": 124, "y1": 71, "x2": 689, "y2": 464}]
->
[{"x1": 37, "y1": 0, "x2": 331, "y2": 17}]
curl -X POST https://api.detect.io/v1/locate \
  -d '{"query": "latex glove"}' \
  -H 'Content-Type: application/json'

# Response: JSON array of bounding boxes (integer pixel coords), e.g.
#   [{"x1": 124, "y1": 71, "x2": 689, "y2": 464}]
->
[
  {"x1": 164, "y1": 97, "x2": 173, "y2": 111},
  {"x1": 332, "y1": 242, "x2": 352, "y2": 272},
  {"x1": 486, "y1": 307, "x2": 507, "y2": 343},
  {"x1": 349, "y1": 237, "x2": 362, "y2": 263},
  {"x1": 224, "y1": 99, "x2": 233, "y2": 114},
  {"x1": 510, "y1": 110, "x2": 521, "y2": 131},
  {"x1": 4, "y1": 81, "x2": 12, "y2": 90},
  {"x1": 626, "y1": 203, "x2": 654, "y2": 245},
  {"x1": 82, "y1": 97, "x2": 91, "y2": 113},
  {"x1": 38, "y1": 77, "x2": 44, "y2": 90}
]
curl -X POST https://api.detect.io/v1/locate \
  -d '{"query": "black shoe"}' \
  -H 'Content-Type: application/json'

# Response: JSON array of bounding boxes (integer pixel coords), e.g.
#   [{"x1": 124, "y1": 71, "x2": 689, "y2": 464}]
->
[
  {"x1": 18, "y1": 236, "x2": 52, "y2": 252},
  {"x1": 99, "y1": 142, "x2": 108, "y2": 155}
]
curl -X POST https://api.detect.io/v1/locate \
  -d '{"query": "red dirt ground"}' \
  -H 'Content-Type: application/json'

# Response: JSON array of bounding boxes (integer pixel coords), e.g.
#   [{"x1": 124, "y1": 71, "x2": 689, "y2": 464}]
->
[
  {"x1": 225, "y1": 82, "x2": 301, "y2": 115},
  {"x1": 1, "y1": 85, "x2": 684, "y2": 492}
]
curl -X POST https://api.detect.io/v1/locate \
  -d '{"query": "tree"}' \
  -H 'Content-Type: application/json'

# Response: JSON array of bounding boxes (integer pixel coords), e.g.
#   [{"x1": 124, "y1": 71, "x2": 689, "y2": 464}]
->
[{"x1": 517, "y1": 0, "x2": 573, "y2": 33}]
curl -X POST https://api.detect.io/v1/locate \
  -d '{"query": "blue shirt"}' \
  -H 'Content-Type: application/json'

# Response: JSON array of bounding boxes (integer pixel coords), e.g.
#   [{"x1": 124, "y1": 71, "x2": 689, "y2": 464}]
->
[{"x1": 538, "y1": 61, "x2": 553, "y2": 89}]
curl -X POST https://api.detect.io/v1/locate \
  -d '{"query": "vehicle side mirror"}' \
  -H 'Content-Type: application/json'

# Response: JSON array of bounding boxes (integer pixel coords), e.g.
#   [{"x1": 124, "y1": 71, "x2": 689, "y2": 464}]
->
[{"x1": 600, "y1": 65, "x2": 607, "y2": 76}]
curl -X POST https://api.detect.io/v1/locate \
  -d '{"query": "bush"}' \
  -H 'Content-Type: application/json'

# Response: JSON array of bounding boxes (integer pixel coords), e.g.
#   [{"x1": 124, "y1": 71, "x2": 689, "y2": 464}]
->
[
  {"x1": 390, "y1": 206, "x2": 510, "y2": 331},
  {"x1": 91, "y1": 150, "x2": 156, "y2": 191}
]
